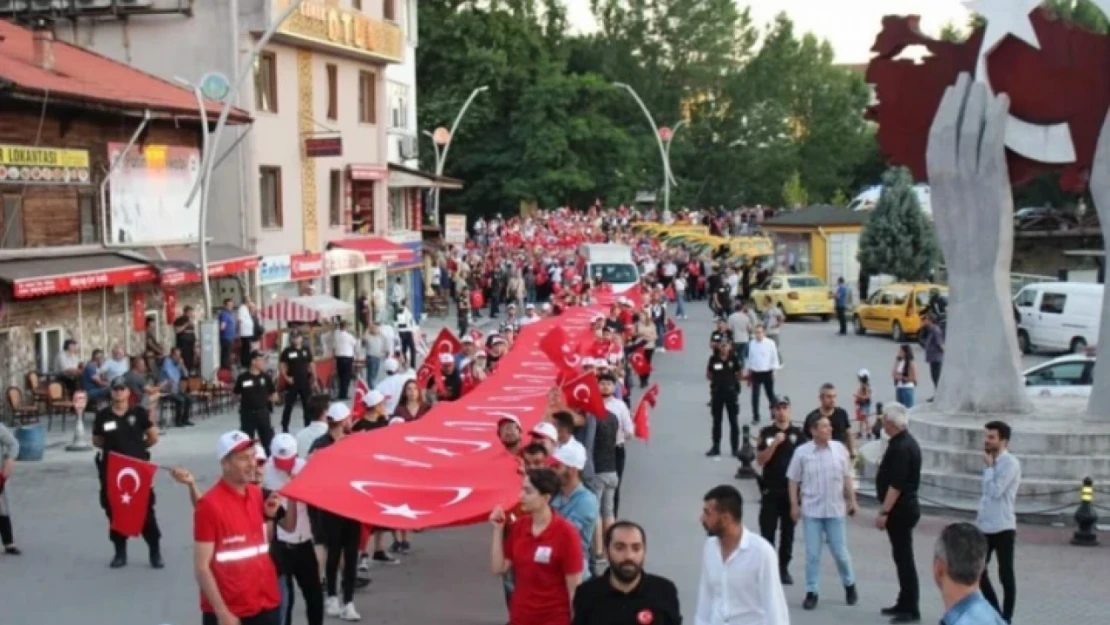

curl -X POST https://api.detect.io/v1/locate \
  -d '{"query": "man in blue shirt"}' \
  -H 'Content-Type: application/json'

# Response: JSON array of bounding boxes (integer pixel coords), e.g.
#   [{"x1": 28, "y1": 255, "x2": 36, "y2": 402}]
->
[
  {"x1": 158, "y1": 347, "x2": 194, "y2": 427},
  {"x1": 834, "y1": 277, "x2": 851, "y2": 335},
  {"x1": 550, "y1": 439, "x2": 599, "y2": 581},
  {"x1": 934, "y1": 522, "x2": 1007, "y2": 625},
  {"x1": 82, "y1": 349, "x2": 109, "y2": 402},
  {"x1": 218, "y1": 298, "x2": 237, "y2": 369}
]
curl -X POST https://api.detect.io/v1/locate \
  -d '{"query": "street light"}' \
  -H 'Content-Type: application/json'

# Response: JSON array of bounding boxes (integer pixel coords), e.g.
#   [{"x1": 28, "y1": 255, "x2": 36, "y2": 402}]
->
[
  {"x1": 174, "y1": 76, "x2": 212, "y2": 312},
  {"x1": 422, "y1": 85, "x2": 488, "y2": 225},
  {"x1": 614, "y1": 82, "x2": 677, "y2": 215},
  {"x1": 662, "y1": 119, "x2": 688, "y2": 188}
]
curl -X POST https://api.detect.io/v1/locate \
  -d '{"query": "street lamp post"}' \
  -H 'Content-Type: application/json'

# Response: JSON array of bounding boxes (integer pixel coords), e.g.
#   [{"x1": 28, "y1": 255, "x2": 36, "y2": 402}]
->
[
  {"x1": 422, "y1": 86, "x2": 488, "y2": 225},
  {"x1": 175, "y1": 77, "x2": 212, "y2": 310},
  {"x1": 614, "y1": 82, "x2": 679, "y2": 215}
]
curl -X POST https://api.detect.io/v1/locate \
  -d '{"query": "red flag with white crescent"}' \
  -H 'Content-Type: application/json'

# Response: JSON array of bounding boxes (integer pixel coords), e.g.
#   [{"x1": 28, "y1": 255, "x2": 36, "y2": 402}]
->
[
  {"x1": 538, "y1": 326, "x2": 580, "y2": 376},
  {"x1": 663, "y1": 328, "x2": 685, "y2": 351},
  {"x1": 426, "y1": 327, "x2": 463, "y2": 361},
  {"x1": 560, "y1": 372, "x2": 608, "y2": 418},
  {"x1": 106, "y1": 452, "x2": 158, "y2": 537},
  {"x1": 632, "y1": 384, "x2": 659, "y2": 441},
  {"x1": 629, "y1": 347, "x2": 652, "y2": 377}
]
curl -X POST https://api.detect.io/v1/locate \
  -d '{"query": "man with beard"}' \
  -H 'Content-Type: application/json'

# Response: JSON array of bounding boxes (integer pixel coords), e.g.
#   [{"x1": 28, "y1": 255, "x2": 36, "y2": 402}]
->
[
  {"x1": 497, "y1": 415, "x2": 523, "y2": 455},
  {"x1": 572, "y1": 521, "x2": 681, "y2": 625},
  {"x1": 695, "y1": 485, "x2": 789, "y2": 625}
]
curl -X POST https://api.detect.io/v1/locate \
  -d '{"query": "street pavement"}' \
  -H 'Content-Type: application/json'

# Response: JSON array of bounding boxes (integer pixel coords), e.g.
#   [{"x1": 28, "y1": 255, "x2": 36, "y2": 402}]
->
[{"x1": 5, "y1": 300, "x2": 1103, "y2": 625}]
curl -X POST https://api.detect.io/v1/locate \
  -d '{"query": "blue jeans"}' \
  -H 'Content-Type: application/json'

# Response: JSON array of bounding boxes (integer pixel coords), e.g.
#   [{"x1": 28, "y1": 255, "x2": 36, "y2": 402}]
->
[
  {"x1": 896, "y1": 386, "x2": 915, "y2": 408},
  {"x1": 675, "y1": 293, "x2": 686, "y2": 317},
  {"x1": 365, "y1": 356, "x2": 381, "y2": 386},
  {"x1": 803, "y1": 516, "x2": 856, "y2": 594},
  {"x1": 278, "y1": 574, "x2": 291, "y2": 625}
]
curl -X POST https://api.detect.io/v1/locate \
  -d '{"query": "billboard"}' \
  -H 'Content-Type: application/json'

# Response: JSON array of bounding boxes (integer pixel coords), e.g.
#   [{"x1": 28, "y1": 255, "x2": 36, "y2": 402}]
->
[
  {"x1": 107, "y1": 143, "x2": 202, "y2": 245},
  {"x1": 444, "y1": 214, "x2": 467, "y2": 244},
  {"x1": 0, "y1": 144, "x2": 90, "y2": 186}
]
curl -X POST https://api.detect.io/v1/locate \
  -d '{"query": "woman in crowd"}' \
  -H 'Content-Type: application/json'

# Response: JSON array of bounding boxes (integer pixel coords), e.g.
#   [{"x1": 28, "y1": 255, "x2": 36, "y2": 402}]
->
[
  {"x1": 393, "y1": 380, "x2": 432, "y2": 422},
  {"x1": 630, "y1": 313, "x2": 658, "y2": 388}
]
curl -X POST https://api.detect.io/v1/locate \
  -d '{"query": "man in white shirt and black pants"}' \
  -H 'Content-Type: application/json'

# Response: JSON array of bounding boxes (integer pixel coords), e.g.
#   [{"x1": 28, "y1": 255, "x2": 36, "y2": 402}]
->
[
  {"x1": 695, "y1": 484, "x2": 789, "y2": 625},
  {"x1": 332, "y1": 320, "x2": 357, "y2": 400},
  {"x1": 745, "y1": 324, "x2": 780, "y2": 426},
  {"x1": 394, "y1": 301, "x2": 417, "y2": 369}
]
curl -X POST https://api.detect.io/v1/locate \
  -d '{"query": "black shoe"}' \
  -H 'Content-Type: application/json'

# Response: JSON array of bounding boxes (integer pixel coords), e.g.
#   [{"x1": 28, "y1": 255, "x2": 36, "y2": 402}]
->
[
  {"x1": 181, "y1": 421, "x2": 195, "y2": 427},
  {"x1": 150, "y1": 550, "x2": 164, "y2": 569},
  {"x1": 803, "y1": 593, "x2": 818, "y2": 610},
  {"x1": 779, "y1": 569, "x2": 793, "y2": 585},
  {"x1": 355, "y1": 577, "x2": 371, "y2": 589},
  {"x1": 705, "y1": 448, "x2": 721, "y2": 457},
  {"x1": 890, "y1": 614, "x2": 921, "y2": 624},
  {"x1": 109, "y1": 547, "x2": 127, "y2": 569},
  {"x1": 372, "y1": 550, "x2": 399, "y2": 565},
  {"x1": 4, "y1": 545, "x2": 21, "y2": 555},
  {"x1": 846, "y1": 584, "x2": 859, "y2": 606},
  {"x1": 880, "y1": 606, "x2": 904, "y2": 617}
]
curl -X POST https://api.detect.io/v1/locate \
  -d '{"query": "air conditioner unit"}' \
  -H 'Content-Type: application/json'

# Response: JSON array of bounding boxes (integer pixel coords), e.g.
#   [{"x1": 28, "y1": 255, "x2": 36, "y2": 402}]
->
[
  {"x1": 72, "y1": 0, "x2": 114, "y2": 9},
  {"x1": 0, "y1": 0, "x2": 29, "y2": 11},
  {"x1": 399, "y1": 135, "x2": 418, "y2": 160}
]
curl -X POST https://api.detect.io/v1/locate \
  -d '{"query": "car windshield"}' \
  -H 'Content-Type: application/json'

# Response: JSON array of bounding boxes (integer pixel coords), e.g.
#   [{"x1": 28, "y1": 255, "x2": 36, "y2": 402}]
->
[
  {"x1": 591, "y1": 263, "x2": 638, "y2": 284},
  {"x1": 788, "y1": 277, "x2": 824, "y2": 288}
]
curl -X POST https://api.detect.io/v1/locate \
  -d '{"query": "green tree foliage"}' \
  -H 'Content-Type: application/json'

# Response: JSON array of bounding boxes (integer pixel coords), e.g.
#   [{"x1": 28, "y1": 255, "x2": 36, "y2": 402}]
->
[
  {"x1": 781, "y1": 172, "x2": 808, "y2": 208},
  {"x1": 857, "y1": 167, "x2": 939, "y2": 280}
]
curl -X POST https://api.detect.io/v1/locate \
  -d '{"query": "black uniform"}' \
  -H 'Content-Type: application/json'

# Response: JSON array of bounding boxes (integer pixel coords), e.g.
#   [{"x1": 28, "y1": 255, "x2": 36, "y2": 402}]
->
[
  {"x1": 710, "y1": 329, "x2": 733, "y2": 346},
  {"x1": 93, "y1": 405, "x2": 161, "y2": 554},
  {"x1": 876, "y1": 429, "x2": 923, "y2": 618},
  {"x1": 803, "y1": 407, "x2": 853, "y2": 446},
  {"x1": 706, "y1": 350, "x2": 742, "y2": 455},
  {"x1": 279, "y1": 345, "x2": 314, "y2": 432},
  {"x1": 756, "y1": 422, "x2": 804, "y2": 574},
  {"x1": 173, "y1": 315, "x2": 197, "y2": 372},
  {"x1": 234, "y1": 370, "x2": 277, "y2": 453},
  {"x1": 571, "y1": 570, "x2": 682, "y2": 625}
]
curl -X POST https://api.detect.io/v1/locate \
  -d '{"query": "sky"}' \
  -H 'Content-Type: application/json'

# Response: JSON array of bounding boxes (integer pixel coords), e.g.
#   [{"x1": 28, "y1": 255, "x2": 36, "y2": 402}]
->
[{"x1": 563, "y1": 0, "x2": 972, "y2": 64}]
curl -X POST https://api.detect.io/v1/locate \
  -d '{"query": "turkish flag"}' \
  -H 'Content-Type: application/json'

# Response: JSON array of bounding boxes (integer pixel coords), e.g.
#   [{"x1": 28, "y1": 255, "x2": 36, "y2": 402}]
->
[
  {"x1": 539, "y1": 326, "x2": 581, "y2": 375},
  {"x1": 665, "y1": 318, "x2": 677, "y2": 333},
  {"x1": 664, "y1": 285, "x2": 676, "y2": 302},
  {"x1": 427, "y1": 328, "x2": 463, "y2": 361},
  {"x1": 561, "y1": 372, "x2": 608, "y2": 418},
  {"x1": 629, "y1": 347, "x2": 652, "y2": 377},
  {"x1": 663, "y1": 328, "x2": 685, "y2": 351},
  {"x1": 106, "y1": 452, "x2": 158, "y2": 537},
  {"x1": 351, "y1": 378, "x2": 371, "y2": 419},
  {"x1": 633, "y1": 384, "x2": 660, "y2": 441},
  {"x1": 416, "y1": 362, "x2": 436, "y2": 390}
]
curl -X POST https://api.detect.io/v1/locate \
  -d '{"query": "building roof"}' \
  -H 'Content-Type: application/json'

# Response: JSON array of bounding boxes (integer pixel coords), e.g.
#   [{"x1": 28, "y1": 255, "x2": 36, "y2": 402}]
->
[
  {"x1": 764, "y1": 205, "x2": 870, "y2": 227},
  {"x1": 0, "y1": 21, "x2": 250, "y2": 123}
]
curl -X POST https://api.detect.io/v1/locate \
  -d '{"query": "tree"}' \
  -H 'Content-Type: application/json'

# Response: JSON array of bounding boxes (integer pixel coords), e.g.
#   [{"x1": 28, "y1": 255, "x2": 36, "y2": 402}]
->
[
  {"x1": 830, "y1": 189, "x2": 849, "y2": 207},
  {"x1": 857, "y1": 167, "x2": 940, "y2": 281},
  {"x1": 781, "y1": 171, "x2": 808, "y2": 208}
]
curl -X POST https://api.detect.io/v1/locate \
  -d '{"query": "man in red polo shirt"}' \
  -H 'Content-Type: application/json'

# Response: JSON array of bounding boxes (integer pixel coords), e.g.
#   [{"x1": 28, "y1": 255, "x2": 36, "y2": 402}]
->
[
  {"x1": 194, "y1": 430, "x2": 289, "y2": 625},
  {"x1": 489, "y1": 467, "x2": 584, "y2": 625}
]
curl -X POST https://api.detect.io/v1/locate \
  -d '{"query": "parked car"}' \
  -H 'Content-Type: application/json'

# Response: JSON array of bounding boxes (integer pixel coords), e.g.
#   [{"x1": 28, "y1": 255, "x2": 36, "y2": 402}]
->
[
  {"x1": 750, "y1": 274, "x2": 834, "y2": 320},
  {"x1": 1014, "y1": 206, "x2": 1079, "y2": 231},
  {"x1": 1014, "y1": 282, "x2": 1102, "y2": 354},
  {"x1": 1023, "y1": 353, "x2": 1095, "y2": 398},
  {"x1": 853, "y1": 283, "x2": 947, "y2": 341}
]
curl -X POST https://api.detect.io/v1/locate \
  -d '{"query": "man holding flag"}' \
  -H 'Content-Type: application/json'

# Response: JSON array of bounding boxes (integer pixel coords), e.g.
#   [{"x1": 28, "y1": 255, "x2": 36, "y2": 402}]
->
[{"x1": 93, "y1": 377, "x2": 162, "y2": 569}]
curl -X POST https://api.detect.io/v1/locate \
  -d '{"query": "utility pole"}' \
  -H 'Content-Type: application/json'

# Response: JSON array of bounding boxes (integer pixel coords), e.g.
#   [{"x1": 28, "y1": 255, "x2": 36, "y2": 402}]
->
[{"x1": 422, "y1": 86, "x2": 488, "y2": 225}]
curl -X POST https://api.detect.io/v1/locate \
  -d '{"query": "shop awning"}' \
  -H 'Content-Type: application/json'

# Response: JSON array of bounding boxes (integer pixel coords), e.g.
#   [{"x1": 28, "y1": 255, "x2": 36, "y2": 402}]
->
[
  {"x1": 331, "y1": 237, "x2": 416, "y2": 264},
  {"x1": 387, "y1": 163, "x2": 464, "y2": 190},
  {"x1": 132, "y1": 244, "x2": 260, "y2": 286},
  {"x1": 0, "y1": 253, "x2": 157, "y2": 299},
  {"x1": 260, "y1": 295, "x2": 354, "y2": 323}
]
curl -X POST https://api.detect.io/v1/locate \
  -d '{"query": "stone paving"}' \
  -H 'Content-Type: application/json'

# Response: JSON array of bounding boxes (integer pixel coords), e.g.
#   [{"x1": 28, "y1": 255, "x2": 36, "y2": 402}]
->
[{"x1": 4, "y1": 302, "x2": 1106, "y2": 625}]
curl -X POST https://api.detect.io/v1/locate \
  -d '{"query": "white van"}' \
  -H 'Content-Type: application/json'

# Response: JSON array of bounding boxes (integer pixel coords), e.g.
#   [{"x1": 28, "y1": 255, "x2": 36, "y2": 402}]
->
[
  {"x1": 1013, "y1": 282, "x2": 1103, "y2": 354},
  {"x1": 578, "y1": 243, "x2": 640, "y2": 293}
]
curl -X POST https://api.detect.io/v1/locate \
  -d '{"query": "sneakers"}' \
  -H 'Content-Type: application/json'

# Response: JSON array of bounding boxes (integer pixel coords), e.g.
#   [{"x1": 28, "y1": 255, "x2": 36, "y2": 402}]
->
[
  {"x1": 803, "y1": 593, "x2": 818, "y2": 610},
  {"x1": 846, "y1": 584, "x2": 859, "y2": 606},
  {"x1": 400, "y1": 540, "x2": 412, "y2": 553},
  {"x1": 325, "y1": 596, "x2": 341, "y2": 617},
  {"x1": 357, "y1": 553, "x2": 370, "y2": 572},
  {"x1": 372, "y1": 550, "x2": 399, "y2": 565},
  {"x1": 339, "y1": 603, "x2": 361, "y2": 621}
]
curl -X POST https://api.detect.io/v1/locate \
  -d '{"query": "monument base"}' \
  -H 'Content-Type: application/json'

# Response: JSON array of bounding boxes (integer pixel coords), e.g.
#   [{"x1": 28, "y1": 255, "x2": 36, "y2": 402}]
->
[{"x1": 858, "y1": 396, "x2": 1110, "y2": 524}]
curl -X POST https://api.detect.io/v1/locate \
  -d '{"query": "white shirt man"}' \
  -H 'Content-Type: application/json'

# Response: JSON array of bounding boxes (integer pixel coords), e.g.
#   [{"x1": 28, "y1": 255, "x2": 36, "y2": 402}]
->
[
  {"x1": 333, "y1": 327, "x2": 357, "y2": 358},
  {"x1": 695, "y1": 529, "x2": 789, "y2": 625},
  {"x1": 237, "y1": 302, "x2": 254, "y2": 339},
  {"x1": 377, "y1": 323, "x2": 399, "y2": 355},
  {"x1": 604, "y1": 396, "x2": 635, "y2": 447},
  {"x1": 376, "y1": 359, "x2": 408, "y2": 414},
  {"x1": 746, "y1": 335, "x2": 780, "y2": 373}
]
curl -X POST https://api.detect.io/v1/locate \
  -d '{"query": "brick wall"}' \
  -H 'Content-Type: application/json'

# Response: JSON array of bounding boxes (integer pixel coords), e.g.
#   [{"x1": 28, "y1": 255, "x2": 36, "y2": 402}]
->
[{"x1": 0, "y1": 101, "x2": 200, "y2": 246}]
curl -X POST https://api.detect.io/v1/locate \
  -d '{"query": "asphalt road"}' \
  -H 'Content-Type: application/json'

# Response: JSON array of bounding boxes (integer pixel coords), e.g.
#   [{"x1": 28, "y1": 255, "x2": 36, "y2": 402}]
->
[{"x1": 3, "y1": 301, "x2": 1099, "y2": 625}]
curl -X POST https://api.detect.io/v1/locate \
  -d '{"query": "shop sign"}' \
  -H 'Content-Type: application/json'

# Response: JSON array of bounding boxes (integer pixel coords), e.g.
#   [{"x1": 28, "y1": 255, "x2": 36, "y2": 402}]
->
[
  {"x1": 444, "y1": 214, "x2": 467, "y2": 244},
  {"x1": 291, "y1": 252, "x2": 324, "y2": 280},
  {"x1": 387, "y1": 240, "x2": 423, "y2": 272},
  {"x1": 325, "y1": 249, "x2": 368, "y2": 276},
  {"x1": 12, "y1": 265, "x2": 156, "y2": 299},
  {"x1": 259, "y1": 255, "x2": 292, "y2": 285},
  {"x1": 107, "y1": 143, "x2": 202, "y2": 245},
  {"x1": 0, "y1": 144, "x2": 91, "y2": 185},
  {"x1": 275, "y1": 0, "x2": 402, "y2": 62},
  {"x1": 349, "y1": 164, "x2": 388, "y2": 181},
  {"x1": 161, "y1": 256, "x2": 260, "y2": 287},
  {"x1": 305, "y1": 136, "x2": 343, "y2": 158}
]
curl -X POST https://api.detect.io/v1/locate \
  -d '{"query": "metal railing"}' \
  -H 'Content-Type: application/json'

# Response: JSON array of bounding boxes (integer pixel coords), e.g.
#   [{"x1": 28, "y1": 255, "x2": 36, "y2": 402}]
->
[{"x1": 934, "y1": 266, "x2": 1058, "y2": 296}]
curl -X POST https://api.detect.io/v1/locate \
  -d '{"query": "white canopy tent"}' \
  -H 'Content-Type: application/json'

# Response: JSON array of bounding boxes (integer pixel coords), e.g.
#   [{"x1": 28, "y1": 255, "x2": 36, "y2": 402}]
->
[{"x1": 259, "y1": 294, "x2": 354, "y2": 323}]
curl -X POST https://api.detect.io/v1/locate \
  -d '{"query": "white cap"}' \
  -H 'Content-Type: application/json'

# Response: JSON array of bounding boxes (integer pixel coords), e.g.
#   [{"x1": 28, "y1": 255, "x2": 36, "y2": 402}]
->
[
  {"x1": 253, "y1": 443, "x2": 267, "y2": 462},
  {"x1": 384, "y1": 358, "x2": 400, "y2": 373},
  {"x1": 582, "y1": 358, "x2": 598, "y2": 368},
  {"x1": 490, "y1": 335, "x2": 507, "y2": 345},
  {"x1": 270, "y1": 433, "x2": 297, "y2": 460},
  {"x1": 362, "y1": 389, "x2": 386, "y2": 408},
  {"x1": 858, "y1": 368, "x2": 870, "y2": 378},
  {"x1": 497, "y1": 414, "x2": 521, "y2": 428},
  {"x1": 388, "y1": 417, "x2": 405, "y2": 426},
  {"x1": 217, "y1": 430, "x2": 255, "y2": 460},
  {"x1": 508, "y1": 303, "x2": 517, "y2": 309},
  {"x1": 461, "y1": 335, "x2": 475, "y2": 344},
  {"x1": 541, "y1": 303, "x2": 552, "y2": 311},
  {"x1": 553, "y1": 439, "x2": 587, "y2": 471},
  {"x1": 326, "y1": 402, "x2": 351, "y2": 422},
  {"x1": 531, "y1": 422, "x2": 558, "y2": 441},
  {"x1": 439, "y1": 353, "x2": 454, "y2": 364},
  {"x1": 526, "y1": 303, "x2": 536, "y2": 309}
]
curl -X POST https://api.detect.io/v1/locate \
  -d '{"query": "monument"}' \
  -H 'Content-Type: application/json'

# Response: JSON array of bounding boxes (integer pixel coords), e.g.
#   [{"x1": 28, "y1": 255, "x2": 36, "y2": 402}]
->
[{"x1": 864, "y1": 4, "x2": 1110, "y2": 516}]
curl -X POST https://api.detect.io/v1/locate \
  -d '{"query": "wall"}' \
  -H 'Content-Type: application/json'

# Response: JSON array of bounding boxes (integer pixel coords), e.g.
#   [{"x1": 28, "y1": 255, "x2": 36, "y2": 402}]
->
[{"x1": 385, "y1": 0, "x2": 419, "y2": 169}]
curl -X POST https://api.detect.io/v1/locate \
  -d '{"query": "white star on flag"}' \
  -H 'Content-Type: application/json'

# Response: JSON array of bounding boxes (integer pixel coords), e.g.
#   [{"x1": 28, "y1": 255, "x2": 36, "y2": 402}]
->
[
  {"x1": 965, "y1": 0, "x2": 1043, "y2": 55},
  {"x1": 121, "y1": 493, "x2": 132, "y2": 505},
  {"x1": 377, "y1": 503, "x2": 430, "y2": 519}
]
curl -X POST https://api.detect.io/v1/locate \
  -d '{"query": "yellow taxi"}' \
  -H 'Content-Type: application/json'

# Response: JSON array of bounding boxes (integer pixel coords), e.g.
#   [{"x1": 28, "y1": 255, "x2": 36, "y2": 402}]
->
[
  {"x1": 853, "y1": 283, "x2": 947, "y2": 341},
  {"x1": 751, "y1": 274, "x2": 835, "y2": 320}
]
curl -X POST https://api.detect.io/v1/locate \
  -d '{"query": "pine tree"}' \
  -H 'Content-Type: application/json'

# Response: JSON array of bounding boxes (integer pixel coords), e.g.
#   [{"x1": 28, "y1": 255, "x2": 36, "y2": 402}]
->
[{"x1": 857, "y1": 167, "x2": 939, "y2": 281}]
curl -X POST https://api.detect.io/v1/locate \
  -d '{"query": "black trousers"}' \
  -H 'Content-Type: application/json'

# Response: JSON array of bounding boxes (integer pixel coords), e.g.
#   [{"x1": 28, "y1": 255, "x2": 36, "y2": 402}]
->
[
  {"x1": 614, "y1": 445, "x2": 626, "y2": 517},
  {"x1": 980, "y1": 529, "x2": 1016, "y2": 622},
  {"x1": 758, "y1": 489, "x2": 795, "y2": 569},
  {"x1": 99, "y1": 480, "x2": 161, "y2": 548},
  {"x1": 709, "y1": 387, "x2": 740, "y2": 453},
  {"x1": 399, "y1": 332, "x2": 416, "y2": 368},
  {"x1": 164, "y1": 393, "x2": 193, "y2": 425},
  {"x1": 335, "y1": 357, "x2": 354, "y2": 400},
  {"x1": 639, "y1": 348, "x2": 655, "y2": 386},
  {"x1": 887, "y1": 509, "x2": 921, "y2": 614},
  {"x1": 930, "y1": 361, "x2": 942, "y2": 389},
  {"x1": 240, "y1": 338, "x2": 254, "y2": 369},
  {"x1": 280, "y1": 541, "x2": 324, "y2": 625},
  {"x1": 203, "y1": 608, "x2": 279, "y2": 625},
  {"x1": 750, "y1": 371, "x2": 775, "y2": 423},
  {"x1": 281, "y1": 385, "x2": 312, "y2": 432},
  {"x1": 220, "y1": 339, "x2": 233, "y2": 370},
  {"x1": 324, "y1": 517, "x2": 360, "y2": 603},
  {"x1": 836, "y1": 306, "x2": 848, "y2": 334},
  {"x1": 0, "y1": 515, "x2": 12, "y2": 546},
  {"x1": 457, "y1": 312, "x2": 469, "y2": 336},
  {"x1": 241, "y1": 409, "x2": 275, "y2": 456}
]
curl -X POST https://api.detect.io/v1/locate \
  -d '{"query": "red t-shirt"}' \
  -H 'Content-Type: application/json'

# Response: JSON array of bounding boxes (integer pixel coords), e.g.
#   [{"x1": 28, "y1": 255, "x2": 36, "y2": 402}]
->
[
  {"x1": 194, "y1": 480, "x2": 281, "y2": 618},
  {"x1": 505, "y1": 514, "x2": 584, "y2": 625}
]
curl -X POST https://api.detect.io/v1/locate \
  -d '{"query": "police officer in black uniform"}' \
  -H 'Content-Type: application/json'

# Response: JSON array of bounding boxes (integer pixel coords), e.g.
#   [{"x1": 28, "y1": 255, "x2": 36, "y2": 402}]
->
[
  {"x1": 92, "y1": 377, "x2": 162, "y2": 569},
  {"x1": 710, "y1": 316, "x2": 733, "y2": 348},
  {"x1": 705, "y1": 338, "x2": 742, "y2": 458},
  {"x1": 279, "y1": 331, "x2": 315, "y2": 432},
  {"x1": 234, "y1": 350, "x2": 279, "y2": 454},
  {"x1": 756, "y1": 395, "x2": 803, "y2": 585}
]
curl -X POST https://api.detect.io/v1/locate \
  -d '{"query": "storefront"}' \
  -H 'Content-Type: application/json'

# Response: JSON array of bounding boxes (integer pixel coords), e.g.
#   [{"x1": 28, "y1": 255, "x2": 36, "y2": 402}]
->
[
  {"x1": 325, "y1": 248, "x2": 383, "y2": 331},
  {"x1": 258, "y1": 252, "x2": 325, "y2": 307},
  {"x1": 386, "y1": 236, "x2": 425, "y2": 319},
  {"x1": 349, "y1": 165, "x2": 389, "y2": 235}
]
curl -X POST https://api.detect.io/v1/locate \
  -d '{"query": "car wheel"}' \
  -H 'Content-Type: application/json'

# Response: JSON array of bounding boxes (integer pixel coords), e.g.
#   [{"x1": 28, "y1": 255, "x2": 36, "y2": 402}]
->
[
  {"x1": 892, "y1": 321, "x2": 905, "y2": 342},
  {"x1": 1071, "y1": 337, "x2": 1088, "y2": 354},
  {"x1": 853, "y1": 315, "x2": 866, "y2": 335},
  {"x1": 1017, "y1": 330, "x2": 1031, "y2": 355}
]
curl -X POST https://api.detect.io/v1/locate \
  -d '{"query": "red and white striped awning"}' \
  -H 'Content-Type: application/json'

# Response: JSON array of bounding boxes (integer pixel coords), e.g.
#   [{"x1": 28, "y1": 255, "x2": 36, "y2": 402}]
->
[{"x1": 259, "y1": 295, "x2": 354, "y2": 323}]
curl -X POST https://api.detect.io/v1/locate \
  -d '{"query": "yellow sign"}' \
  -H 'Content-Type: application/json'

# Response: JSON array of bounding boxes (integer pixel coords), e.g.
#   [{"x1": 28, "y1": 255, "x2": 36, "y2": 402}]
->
[
  {"x1": 274, "y1": 0, "x2": 403, "y2": 63},
  {"x1": 0, "y1": 144, "x2": 91, "y2": 185}
]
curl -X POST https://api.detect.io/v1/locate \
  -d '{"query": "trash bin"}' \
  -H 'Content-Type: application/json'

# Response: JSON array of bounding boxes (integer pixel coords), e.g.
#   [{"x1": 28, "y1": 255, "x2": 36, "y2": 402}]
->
[{"x1": 15, "y1": 423, "x2": 45, "y2": 461}]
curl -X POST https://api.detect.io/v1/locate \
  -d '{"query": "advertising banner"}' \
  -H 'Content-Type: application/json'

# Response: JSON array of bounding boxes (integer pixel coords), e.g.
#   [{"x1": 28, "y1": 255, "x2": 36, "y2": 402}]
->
[
  {"x1": 444, "y1": 214, "x2": 467, "y2": 244},
  {"x1": 0, "y1": 144, "x2": 91, "y2": 185},
  {"x1": 107, "y1": 143, "x2": 202, "y2": 245}
]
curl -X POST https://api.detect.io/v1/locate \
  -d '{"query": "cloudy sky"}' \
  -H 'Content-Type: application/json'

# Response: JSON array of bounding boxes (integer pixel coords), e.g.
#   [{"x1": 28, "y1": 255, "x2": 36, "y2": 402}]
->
[{"x1": 564, "y1": 0, "x2": 971, "y2": 64}]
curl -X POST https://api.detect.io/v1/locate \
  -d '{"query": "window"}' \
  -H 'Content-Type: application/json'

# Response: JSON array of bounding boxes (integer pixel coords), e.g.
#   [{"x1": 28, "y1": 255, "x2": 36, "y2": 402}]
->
[
  {"x1": 879, "y1": 291, "x2": 895, "y2": 306},
  {"x1": 787, "y1": 276, "x2": 822, "y2": 288},
  {"x1": 358, "y1": 71, "x2": 376, "y2": 124},
  {"x1": 259, "y1": 166, "x2": 283, "y2": 228},
  {"x1": 389, "y1": 82, "x2": 409, "y2": 130},
  {"x1": 1040, "y1": 292, "x2": 1066, "y2": 314},
  {"x1": 384, "y1": 0, "x2": 395, "y2": 21},
  {"x1": 1015, "y1": 288, "x2": 1037, "y2": 308},
  {"x1": 34, "y1": 327, "x2": 62, "y2": 374},
  {"x1": 1026, "y1": 361, "x2": 1090, "y2": 386},
  {"x1": 78, "y1": 193, "x2": 99, "y2": 244},
  {"x1": 329, "y1": 169, "x2": 343, "y2": 227},
  {"x1": 389, "y1": 188, "x2": 407, "y2": 231},
  {"x1": 254, "y1": 51, "x2": 278, "y2": 113},
  {"x1": 769, "y1": 279, "x2": 783, "y2": 290},
  {"x1": 1, "y1": 195, "x2": 24, "y2": 248},
  {"x1": 326, "y1": 63, "x2": 338, "y2": 120}
]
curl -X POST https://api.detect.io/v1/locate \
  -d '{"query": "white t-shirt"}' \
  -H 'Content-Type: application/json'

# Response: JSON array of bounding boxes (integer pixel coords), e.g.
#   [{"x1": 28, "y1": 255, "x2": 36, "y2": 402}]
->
[
  {"x1": 237, "y1": 305, "x2": 254, "y2": 338},
  {"x1": 605, "y1": 396, "x2": 635, "y2": 446},
  {"x1": 295, "y1": 422, "x2": 327, "y2": 458},
  {"x1": 333, "y1": 330, "x2": 357, "y2": 358},
  {"x1": 261, "y1": 458, "x2": 313, "y2": 544}
]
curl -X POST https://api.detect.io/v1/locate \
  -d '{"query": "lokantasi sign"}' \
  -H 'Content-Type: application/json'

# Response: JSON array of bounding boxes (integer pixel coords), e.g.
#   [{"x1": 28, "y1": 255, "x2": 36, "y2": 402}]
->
[
  {"x1": 281, "y1": 305, "x2": 603, "y2": 530},
  {"x1": 106, "y1": 452, "x2": 158, "y2": 536}
]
